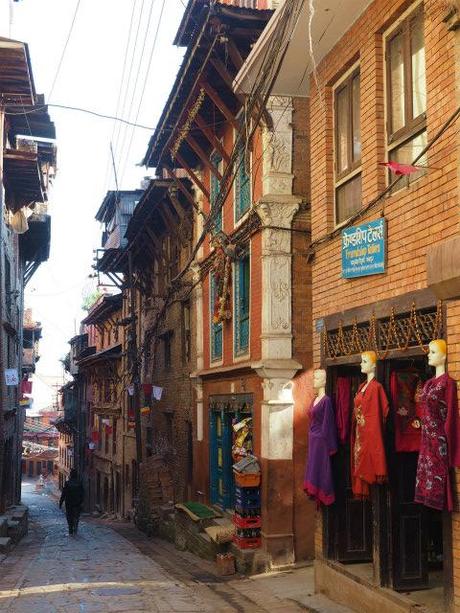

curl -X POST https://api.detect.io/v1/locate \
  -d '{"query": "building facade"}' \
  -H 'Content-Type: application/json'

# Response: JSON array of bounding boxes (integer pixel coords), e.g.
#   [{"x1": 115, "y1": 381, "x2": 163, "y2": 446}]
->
[
  {"x1": 142, "y1": 0, "x2": 314, "y2": 567},
  {"x1": 237, "y1": 0, "x2": 460, "y2": 608}
]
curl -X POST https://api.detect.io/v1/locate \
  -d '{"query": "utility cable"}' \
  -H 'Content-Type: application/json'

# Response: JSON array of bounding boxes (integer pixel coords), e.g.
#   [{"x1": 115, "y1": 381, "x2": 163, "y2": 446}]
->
[{"x1": 48, "y1": 0, "x2": 82, "y2": 101}]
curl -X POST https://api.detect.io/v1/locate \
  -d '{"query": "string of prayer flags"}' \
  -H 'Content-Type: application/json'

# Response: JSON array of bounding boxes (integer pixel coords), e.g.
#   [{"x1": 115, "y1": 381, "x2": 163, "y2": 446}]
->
[
  {"x1": 4, "y1": 369, "x2": 18, "y2": 386},
  {"x1": 127, "y1": 384, "x2": 135, "y2": 396},
  {"x1": 142, "y1": 384, "x2": 153, "y2": 397}
]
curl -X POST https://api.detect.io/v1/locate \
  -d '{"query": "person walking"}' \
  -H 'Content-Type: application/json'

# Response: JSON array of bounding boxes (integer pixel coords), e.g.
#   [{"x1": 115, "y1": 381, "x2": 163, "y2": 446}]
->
[{"x1": 59, "y1": 469, "x2": 84, "y2": 535}]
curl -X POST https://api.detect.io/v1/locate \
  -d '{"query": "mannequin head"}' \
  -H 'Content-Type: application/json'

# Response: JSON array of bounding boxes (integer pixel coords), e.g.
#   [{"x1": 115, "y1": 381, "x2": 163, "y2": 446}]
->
[
  {"x1": 313, "y1": 369, "x2": 327, "y2": 390},
  {"x1": 428, "y1": 339, "x2": 447, "y2": 370},
  {"x1": 361, "y1": 351, "x2": 377, "y2": 375}
]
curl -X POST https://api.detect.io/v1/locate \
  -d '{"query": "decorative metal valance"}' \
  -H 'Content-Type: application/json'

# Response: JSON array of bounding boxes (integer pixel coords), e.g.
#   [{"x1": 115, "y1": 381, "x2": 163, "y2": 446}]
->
[{"x1": 323, "y1": 301, "x2": 443, "y2": 360}]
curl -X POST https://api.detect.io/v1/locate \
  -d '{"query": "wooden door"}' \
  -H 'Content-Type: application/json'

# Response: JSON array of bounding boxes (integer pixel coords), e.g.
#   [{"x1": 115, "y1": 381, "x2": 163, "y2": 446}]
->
[
  {"x1": 209, "y1": 408, "x2": 233, "y2": 509},
  {"x1": 328, "y1": 365, "x2": 373, "y2": 563},
  {"x1": 386, "y1": 360, "x2": 429, "y2": 591}
]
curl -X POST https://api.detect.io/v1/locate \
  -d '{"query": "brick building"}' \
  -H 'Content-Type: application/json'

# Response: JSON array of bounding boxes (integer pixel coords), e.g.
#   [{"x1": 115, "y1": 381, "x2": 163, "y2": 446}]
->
[
  {"x1": 238, "y1": 0, "x2": 460, "y2": 609},
  {"x1": 143, "y1": 0, "x2": 314, "y2": 568}
]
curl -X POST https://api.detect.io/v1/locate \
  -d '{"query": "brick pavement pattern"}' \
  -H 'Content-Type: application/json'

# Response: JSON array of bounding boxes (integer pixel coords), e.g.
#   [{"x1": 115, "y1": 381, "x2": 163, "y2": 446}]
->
[{"x1": 0, "y1": 483, "x2": 309, "y2": 613}]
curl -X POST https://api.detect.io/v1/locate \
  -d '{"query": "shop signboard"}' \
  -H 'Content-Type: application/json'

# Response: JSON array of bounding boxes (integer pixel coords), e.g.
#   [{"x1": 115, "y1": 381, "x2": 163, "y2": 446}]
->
[{"x1": 342, "y1": 218, "x2": 386, "y2": 279}]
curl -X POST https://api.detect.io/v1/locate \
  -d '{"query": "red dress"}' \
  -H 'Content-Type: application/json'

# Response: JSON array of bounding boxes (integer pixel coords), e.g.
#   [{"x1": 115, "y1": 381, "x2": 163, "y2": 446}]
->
[
  {"x1": 390, "y1": 370, "x2": 424, "y2": 452},
  {"x1": 351, "y1": 378, "x2": 389, "y2": 499},
  {"x1": 414, "y1": 373, "x2": 460, "y2": 511}
]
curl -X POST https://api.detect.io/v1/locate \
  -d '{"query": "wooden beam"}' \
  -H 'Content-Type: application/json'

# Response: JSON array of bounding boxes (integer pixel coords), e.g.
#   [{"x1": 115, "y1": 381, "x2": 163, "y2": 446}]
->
[
  {"x1": 169, "y1": 193, "x2": 192, "y2": 231},
  {"x1": 210, "y1": 57, "x2": 245, "y2": 105},
  {"x1": 200, "y1": 80, "x2": 239, "y2": 130},
  {"x1": 158, "y1": 204, "x2": 180, "y2": 240},
  {"x1": 194, "y1": 114, "x2": 230, "y2": 164},
  {"x1": 185, "y1": 133, "x2": 223, "y2": 182},
  {"x1": 226, "y1": 39, "x2": 244, "y2": 72},
  {"x1": 163, "y1": 166, "x2": 201, "y2": 214},
  {"x1": 175, "y1": 151, "x2": 211, "y2": 201},
  {"x1": 145, "y1": 225, "x2": 163, "y2": 254}
]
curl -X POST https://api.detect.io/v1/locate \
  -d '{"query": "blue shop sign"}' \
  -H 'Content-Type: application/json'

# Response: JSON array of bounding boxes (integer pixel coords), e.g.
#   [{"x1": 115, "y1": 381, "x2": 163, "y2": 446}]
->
[{"x1": 342, "y1": 218, "x2": 386, "y2": 279}]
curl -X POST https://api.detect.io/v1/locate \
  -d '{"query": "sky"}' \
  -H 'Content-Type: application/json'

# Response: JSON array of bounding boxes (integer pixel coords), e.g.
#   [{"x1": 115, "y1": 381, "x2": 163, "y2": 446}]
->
[{"x1": 4, "y1": 0, "x2": 185, "y2": 412}]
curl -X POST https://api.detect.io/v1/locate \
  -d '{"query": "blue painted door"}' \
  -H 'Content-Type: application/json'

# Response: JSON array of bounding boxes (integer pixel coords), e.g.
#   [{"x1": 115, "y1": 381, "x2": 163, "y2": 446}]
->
[{"x1": 210, "y1": 409, "x2": 234, "y2": 509}]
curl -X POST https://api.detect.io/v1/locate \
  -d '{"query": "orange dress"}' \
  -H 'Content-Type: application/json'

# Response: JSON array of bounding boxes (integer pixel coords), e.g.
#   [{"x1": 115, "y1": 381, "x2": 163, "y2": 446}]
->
[{"x1": 351, "y1": 378, "x2": 389, "y2": 498}]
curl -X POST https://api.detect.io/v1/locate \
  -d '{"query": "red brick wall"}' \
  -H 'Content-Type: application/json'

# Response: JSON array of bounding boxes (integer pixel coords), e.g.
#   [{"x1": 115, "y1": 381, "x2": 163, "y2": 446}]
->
[{"x1": 309, "y1": 0, "x2": 460, "y2": 604}]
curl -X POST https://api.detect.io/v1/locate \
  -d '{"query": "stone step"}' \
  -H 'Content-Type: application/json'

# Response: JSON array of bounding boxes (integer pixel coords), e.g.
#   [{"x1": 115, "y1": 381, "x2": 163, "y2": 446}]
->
[{"x1": 0, "y1": 537, "x2": 12, "y2": 553}]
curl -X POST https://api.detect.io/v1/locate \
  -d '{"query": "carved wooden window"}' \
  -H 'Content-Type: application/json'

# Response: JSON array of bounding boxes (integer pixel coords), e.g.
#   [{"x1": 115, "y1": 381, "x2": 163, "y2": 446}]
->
[
  {"x1": 334, "y1": 68, "x2": 362, "y2": 224},
  {"x1": 210, "y1": 151, "x2": 223, "y2": 233},
  {"x1": 210, "y1": 273, "x2": 223, "y2": 362},
  {"x1": 386, "y1": 7, "x2": 426, "y2": 187},
  {"x1": 234, "y1": 252, "x2": 250, "y2": 356},
  {"x1": 235, "y1": 142, "x2": 251, "y2": 222}
]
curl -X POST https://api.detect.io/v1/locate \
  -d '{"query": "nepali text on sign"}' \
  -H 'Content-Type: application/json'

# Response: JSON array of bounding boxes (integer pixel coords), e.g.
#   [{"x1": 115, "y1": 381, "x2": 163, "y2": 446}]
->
[{"x1": 342, "y1": 218, "x2": 386, "y2": 279}]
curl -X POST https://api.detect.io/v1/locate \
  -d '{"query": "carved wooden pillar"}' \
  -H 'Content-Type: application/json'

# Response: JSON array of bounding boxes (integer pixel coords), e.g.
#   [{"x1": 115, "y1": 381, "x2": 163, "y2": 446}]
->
[{"x1": 253, "y1": 96, "x2": 303, "y2": 568}]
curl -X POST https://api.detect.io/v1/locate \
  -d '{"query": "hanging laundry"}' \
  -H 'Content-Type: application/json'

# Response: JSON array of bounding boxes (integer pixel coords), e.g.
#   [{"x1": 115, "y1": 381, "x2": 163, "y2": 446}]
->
[
  {"x1": 127, "y1": 384, "x2": 135, "y2": 396},
  {"x1": 380, "y1": 161, "x2": 423, "y2": 175},
  {"x1": 142, "y1": 384, "x2": 153, "y2": 397},
  {"x1": 140, "y1": 406, "x2": 151, "y2": 416},
  {"x1": 21, "y1": 379, "x2": 33, "y2": 396}
]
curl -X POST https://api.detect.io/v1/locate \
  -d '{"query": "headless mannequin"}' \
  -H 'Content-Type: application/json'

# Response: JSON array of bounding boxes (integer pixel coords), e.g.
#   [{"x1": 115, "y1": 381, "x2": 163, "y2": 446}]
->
[
  {"x1": 313, "y1": 369, "x2": 326, "y2": 405},
  {"x1": 428, "y1": 340, "x2": 446, "y2": 377}
]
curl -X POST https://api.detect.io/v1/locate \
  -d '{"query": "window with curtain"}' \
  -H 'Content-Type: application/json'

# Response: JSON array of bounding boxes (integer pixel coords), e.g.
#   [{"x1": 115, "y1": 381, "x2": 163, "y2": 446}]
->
[
  {"x1": 234, "y1": 143, "x2": 251, "y2": 221},
  {"x1": 234, "y1": 253, "x2": 250, "y2": 356},
  {"x1": 334, "y1": 68, "x2": 362, "y2": 224},
  {"x1": 210, "y1": 152, "x2": 223, "y2": 233},
  {"x1": 210, "y1": 273, "x2": 223, "y2": 362},
  {"x1": 386, "y1": 7, "x2": 426, "y2": 187}
]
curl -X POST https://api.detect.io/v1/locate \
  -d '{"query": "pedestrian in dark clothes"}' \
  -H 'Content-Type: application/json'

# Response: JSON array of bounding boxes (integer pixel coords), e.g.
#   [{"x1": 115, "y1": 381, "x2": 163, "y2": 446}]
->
[{"x1": 59, "y1": 469, "x2": 84, "y2": 535}]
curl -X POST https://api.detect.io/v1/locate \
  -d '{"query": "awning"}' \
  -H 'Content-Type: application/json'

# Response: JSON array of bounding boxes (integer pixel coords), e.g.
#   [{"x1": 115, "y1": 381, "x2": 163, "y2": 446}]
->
[
  {"x1": 4, "y1": 148, "x2": 45, "y2": 210},
  {"x1": 0, "y1": 37, "x2": 35, "y2": 104},
  {"x1": 233, "y1": 0, "x2": 373, "y2": 97}
]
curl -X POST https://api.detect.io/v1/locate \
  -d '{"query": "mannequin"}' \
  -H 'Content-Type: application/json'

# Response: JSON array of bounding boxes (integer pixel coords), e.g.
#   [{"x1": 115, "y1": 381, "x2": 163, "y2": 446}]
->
[
  {"x1": 303, "y1": 369, "x2": 337, "y2": 506},
  {"x1": 351, "y1": 352, "x2": 389, "y2": 499},
  {"x1": 414, "y1": 339, "x2": 460, "y2": 511}
]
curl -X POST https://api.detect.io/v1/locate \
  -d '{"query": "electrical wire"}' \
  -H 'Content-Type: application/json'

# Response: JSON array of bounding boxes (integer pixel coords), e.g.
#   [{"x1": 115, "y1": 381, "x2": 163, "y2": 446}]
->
[{"x1": 48, "y1": 0, "x2": 82, "y2": 102}]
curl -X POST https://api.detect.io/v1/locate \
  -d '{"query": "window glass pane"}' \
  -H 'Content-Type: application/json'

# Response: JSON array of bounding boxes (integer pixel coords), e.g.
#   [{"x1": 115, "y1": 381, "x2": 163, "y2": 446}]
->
[
  {"x1": 210, "y1": 153, "x2": 222, "y2": 232},
  {"x1": 336, "y1": 86, "x2": 349, "y2": 174},
  {"x1": 390, "y1": 130, "x2": 427, "y2": 184},
  {"x1": 234, "y1": 255, "x2": 250, "y2": 355},
  {"x1": 235, "y1": 146, "x2": 251, "y2": 221},
  {"x1": 336, "y1": 174, "x2": 362, "y2": 224},
  {"x1": 389, "y1": 31, "x2": 405, "y2": 133},
  {"x1": 210, "y1": 274, "x2": 223, "y2": 361},
  {"x1": 352, "y1": 75, "x2": 361, "y2": 162},
  {"x1": 411, "y1": 13, "x2": 426, "y2": 118}
]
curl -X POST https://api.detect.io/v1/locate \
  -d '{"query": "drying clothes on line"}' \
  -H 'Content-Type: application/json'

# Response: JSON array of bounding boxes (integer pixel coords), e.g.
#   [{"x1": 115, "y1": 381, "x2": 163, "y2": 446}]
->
[{"x1": 415, "y1": 373, "x2": 460, "y2": 511}]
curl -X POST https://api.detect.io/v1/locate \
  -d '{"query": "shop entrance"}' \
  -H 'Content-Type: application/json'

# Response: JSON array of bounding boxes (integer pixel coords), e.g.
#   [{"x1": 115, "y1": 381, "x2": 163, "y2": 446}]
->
[
  {"x1": 327, "y1": 356, "x2": 445, "y2": 594},
  {"x1": 209, "y1": 394, "x2": 253, "y2": 510}
]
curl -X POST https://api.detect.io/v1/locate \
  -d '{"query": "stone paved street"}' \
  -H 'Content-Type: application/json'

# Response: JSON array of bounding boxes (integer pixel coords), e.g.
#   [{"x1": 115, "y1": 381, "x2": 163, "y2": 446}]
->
[{"x1": 0, "y1": 482, "x2": 344, "y2": 613}]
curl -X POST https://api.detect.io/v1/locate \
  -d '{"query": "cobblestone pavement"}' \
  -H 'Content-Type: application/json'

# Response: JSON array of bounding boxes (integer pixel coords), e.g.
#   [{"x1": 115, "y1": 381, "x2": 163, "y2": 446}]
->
[{"x1": 0, "y1": 481, "x2": 313, "y2": 613}]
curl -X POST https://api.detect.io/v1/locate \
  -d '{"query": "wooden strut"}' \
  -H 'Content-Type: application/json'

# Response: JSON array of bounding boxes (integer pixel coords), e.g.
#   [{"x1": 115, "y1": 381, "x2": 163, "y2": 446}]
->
[
  {"x1": 210, "y1": 57, "x2": 245, "y2": 105},
  {"x1": 175, "y1": 151, "x2": 210, "y2": 201},
  {"x1": 185, "y1": 133, "x2": 223, "y2": 182},
  {"x1": 163, "y1": 166, "x2": 205, "y2": 217},
  {"x1": 168, "y1": 192, "x2": 192, "y2": 230},
  {"x1": 199, "y1": 80, "x2": 239, "y2": 130},
  {"x1": 194, "y1": 114, "x2": 230, "y2": 164}
]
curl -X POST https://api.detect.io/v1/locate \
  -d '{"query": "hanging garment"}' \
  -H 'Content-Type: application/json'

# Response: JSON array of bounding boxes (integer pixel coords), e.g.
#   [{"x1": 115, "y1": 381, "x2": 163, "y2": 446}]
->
[
  {"x1": 351, "y1": 378, "x2": 389, "y2": 499},
  {"x1": 303, "y1": 395, "x2": 337, "y2": 506},
  {"x1": 414, "y1": 373, "x2": 460, "y2": 511},
  {"x1": 335, "y1": 377, "x2": 351, "y2": 444},
  {"x1": 390, "y1": 370, "x2": 424, "y2": 452}
]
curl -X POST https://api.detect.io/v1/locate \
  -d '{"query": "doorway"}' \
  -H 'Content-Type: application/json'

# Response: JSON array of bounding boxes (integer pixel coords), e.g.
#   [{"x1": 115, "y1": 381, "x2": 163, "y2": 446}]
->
[
  {"x1": 326, "y1": 355, "x2": 446, "y2": 595},
  {"x1": 209, "y1": 394, "x2": 252, "y2": 510}
]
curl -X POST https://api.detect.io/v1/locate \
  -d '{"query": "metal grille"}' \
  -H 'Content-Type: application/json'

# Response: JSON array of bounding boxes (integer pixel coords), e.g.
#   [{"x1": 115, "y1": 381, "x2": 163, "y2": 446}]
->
[{"x1": 325, "y1": 305, "x2": 442, "y2": 359}]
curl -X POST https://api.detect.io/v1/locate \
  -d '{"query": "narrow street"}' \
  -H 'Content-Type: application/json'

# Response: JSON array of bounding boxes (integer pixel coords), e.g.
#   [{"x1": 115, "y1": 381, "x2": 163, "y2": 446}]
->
[{"x1": 0, "y1": 481, "x2": 345, "y2": 613}]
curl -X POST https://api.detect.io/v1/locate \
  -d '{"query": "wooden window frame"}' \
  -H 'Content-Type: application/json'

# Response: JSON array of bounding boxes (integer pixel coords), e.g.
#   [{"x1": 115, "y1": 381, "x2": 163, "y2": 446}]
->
[
  {"x1": 334, "y1": 66, "x2": 362, "y2": 225},
  {"x1": 385, "y1": 6, "x2": 426, "y2": 151},
  {"x1": 210, "y1": 273, "x2": 223, "y2": 363},
  {"x1": 234, "y1": 252, "x2": 250, "y2": 358}
]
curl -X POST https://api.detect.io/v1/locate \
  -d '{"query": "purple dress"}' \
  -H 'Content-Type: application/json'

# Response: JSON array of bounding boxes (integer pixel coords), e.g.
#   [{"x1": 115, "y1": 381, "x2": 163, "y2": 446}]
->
[{"x1": 304, "y1": 395, "x2": 337, "y2": 506}]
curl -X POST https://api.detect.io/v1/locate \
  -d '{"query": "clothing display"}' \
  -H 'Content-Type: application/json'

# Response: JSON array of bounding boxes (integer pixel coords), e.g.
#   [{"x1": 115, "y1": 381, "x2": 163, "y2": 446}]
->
[
  {"x1": 351, "y1": 378, "x2": 389, "y2": 499},
  {"x1": 335, "y1": 376, "x2": 351, "y2": 444},
  {"x1": 304, "y1": 395, "x2": 337, "y2": 506},
  {"x1": 414, "y1": 373, "x2": 460, "y2": 511},
  {"x1": 390, "y1": 370, "x2": 424, "y2": 452}
]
